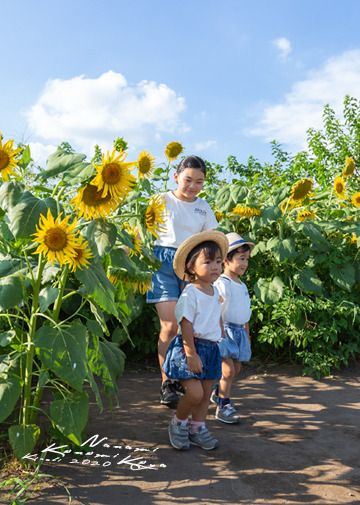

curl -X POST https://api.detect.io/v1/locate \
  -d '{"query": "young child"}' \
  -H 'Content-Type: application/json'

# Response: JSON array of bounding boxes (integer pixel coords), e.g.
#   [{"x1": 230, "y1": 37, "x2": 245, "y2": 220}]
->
[
  {"x1": 146, "y1": 156, "x2": 218, "y2": 407},
  {"x1": 211, "y1": 232, "x2": 255, "y2": 424},
  {"x1": 162, "y1": 230, "x2": 229, "y2": 450}
]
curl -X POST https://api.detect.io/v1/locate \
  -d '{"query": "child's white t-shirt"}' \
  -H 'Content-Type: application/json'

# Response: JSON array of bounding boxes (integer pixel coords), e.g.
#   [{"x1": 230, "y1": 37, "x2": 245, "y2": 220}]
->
[
  {"x1": 154, "y1": 191, "x2": 218, "y2": 249},
  {"x1": 175, "y1": 284, "x2": 222, "y2": 342},
  {"x1": 214, "y1": 274, "x2": 251, "y2": 325}
]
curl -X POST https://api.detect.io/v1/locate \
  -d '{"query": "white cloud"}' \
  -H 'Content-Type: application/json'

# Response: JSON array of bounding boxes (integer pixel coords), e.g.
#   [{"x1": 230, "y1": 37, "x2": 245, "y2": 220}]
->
[
  {"x1": 272, "y1": 37, "x2": 292, "y2": 59},
  {"x1": 193, "y1": 140, "x2": 217, "y2": 151},
  {"x1": 26, "y1": 71, "x2": 187, "y2": 156},
  {"x1": 29, "y1": 142, "x2": 57, "y2": 168},
  {"x1": 249, "y1": 50, "x2": 360, "y2": 151}
]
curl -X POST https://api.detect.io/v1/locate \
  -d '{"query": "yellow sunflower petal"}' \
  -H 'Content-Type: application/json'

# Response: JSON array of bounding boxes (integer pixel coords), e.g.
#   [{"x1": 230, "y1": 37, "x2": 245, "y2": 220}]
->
[
  {"x1": 0, "y1": 133, "x2": 22, "y2": 182},
  {"x1": 164, "y1": 141, "x2": 184, "y2": 162},
  {"x1": 136, "y1": 150, "x2": 156, "y2": 179},
  {"x1": 333, "y1": 176, "x2": 347, "y2": 199},
  {"x1": 145, "y1": 194, "x2": 168, "y2": 238}
]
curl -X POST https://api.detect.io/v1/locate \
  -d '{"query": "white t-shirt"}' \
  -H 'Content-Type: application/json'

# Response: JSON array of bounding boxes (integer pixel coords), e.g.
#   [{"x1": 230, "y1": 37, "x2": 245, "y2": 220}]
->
[
  {"x1": 154, "y1": 191, "x2": 218, "y2": 249},
  {"x1": 214, "y1": 274, "x2": 252, "y2": 325},
  {"x1": 175, "y1": 283, "x2": 222, "y2": 342}
]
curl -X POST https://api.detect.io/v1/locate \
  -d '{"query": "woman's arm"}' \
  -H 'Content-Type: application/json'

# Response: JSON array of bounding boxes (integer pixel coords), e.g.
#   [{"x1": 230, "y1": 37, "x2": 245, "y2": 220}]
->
[{"x1": 180, "y1": 317, "x2": 203, "y2": 374}]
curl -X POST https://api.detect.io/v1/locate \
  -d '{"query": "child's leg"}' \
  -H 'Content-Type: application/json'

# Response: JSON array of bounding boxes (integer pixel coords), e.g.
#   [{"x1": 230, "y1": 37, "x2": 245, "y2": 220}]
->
[
  {"x1": 176, "y1": 378, "x2": 204, "y2": 420},
  {"x1": 191, "y1": 379, "x2": 214, "y2": 422},
  {"x1": 218, "y1": 358, "x2": 236, "y2": 398},
  {"x1": 188, "y1": 379, "x2": 218, "y2": 450}
]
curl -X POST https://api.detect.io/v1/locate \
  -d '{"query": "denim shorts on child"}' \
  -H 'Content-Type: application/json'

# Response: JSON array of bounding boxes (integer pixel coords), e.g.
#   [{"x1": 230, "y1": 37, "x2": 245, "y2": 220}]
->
[
  {"x1": 163, "y1": 334, "x2": 222, "y2": 381},
  {"x1": 146, "y1": 246, "x2": 184, "y2": 303},
  {"x1": 219, "y1": 322, "x2": 252, "y2": 362}
]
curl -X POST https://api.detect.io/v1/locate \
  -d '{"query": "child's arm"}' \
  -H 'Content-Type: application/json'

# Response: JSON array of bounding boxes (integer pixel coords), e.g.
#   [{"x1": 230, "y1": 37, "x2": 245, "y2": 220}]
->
[
  {"x1": 245, "y1": 321, "x2": 251, "y2": 346},
  {"x1": 180, "y1": 317, "x2": 203, "y2": 374}
]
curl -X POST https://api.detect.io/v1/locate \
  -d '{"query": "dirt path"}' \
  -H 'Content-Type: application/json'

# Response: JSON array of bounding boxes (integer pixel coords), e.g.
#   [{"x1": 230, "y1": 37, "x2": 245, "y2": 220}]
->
[{"x1": 13, "y1": 363, "x2": 360, "y2": 504}]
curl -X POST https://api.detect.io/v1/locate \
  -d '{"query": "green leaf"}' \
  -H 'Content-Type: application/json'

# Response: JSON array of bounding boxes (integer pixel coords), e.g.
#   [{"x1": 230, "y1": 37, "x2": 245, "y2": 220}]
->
[
  {"x1": 34, "y1": 323, "x2": 88, "y2": 390},
  {"x1": 230, "y1": 183, "x2": 249, "y2": 203},
  {"x1": 293, "y1": 267, "x2": 323, "y2": 295},
  {"x1": 215, "y1": 185, "x2": 232, "y2": 212},
  {"x1": 256, "y1": 206, "x2": 282, "y2": 227},
  {"x1": 0, "y1": 330, "x2": 16, "y2": 347},
  {"x1": 297, "y1": 221, "x2": 330, "y2": 251},
  {"x1": 8, "y1": 193, "x2": 60, "y2": 239},
  {"x1": 266, "y1": 237, "x2": 297, "y2": 262},
  {"x1": 251, "y1": 240, "x2": 267, "y2": 257},
  {"x1": 36, "y1": 150, "x2": 89, "y2": 183},
  {"x1": 86, "y1": 319, "x2": 104, "y2": 339},
  {"x1": 62, "y1": 161, "x2": 95, "y2": 185},
  {"x1": 50, "y1": 391, "x2": 89, "y2": 445},
  {"x1": 18, "y1": 145, "x2": 32, "y2": 169},
  {"x1": 75, "y1": 260, "x2": 118, "y2": 316},
  {"x1": 39, "y1": 286, "x2": 59, "y2": 312},
  {"x1": 270, "y1": 186, "x2": 291, "y2": 206},
  {"x1": 254, "y1": 277, "x2": 285, "y2": 305},
  {"x1": 0, "y1": 275, "x2": 23, "y2": 311},
  {"x1": 0, "y1": 180, "x2": 25, "y2": 212},
  {"x1": 0, "y1": 376, "x2": 21, "y2": 423},
  {"x1": 88, "y1": 337, "x2": 125, "y2": 398},
  {"x1": 330, "y1": 263, "x2": 356, "y2": 292},
  {"x1": 86, "y1": 219, "x2": 117, "y2": 258},
  {"x1": 8, "y1": 424, "x2": 40, "y2": 460}
]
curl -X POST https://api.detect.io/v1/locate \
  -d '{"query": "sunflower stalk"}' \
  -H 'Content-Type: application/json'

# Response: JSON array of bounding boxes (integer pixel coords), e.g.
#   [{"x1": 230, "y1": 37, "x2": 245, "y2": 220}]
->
[
  {"x1": 52, "y1": 265, "x2": 69, "y2": 324},
  {"x1": 22, "y1": 253, "x2": 45, "y2": 425}
]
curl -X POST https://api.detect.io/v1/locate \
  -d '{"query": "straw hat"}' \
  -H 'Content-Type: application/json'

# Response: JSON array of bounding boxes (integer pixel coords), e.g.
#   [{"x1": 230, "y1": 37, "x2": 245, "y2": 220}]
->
[
  {"x1": 173, "y1": 230, "x2": 229, "y2": 279},
  {"x1": 226, "y1": 232, "x2": 255, "y2": 253}
]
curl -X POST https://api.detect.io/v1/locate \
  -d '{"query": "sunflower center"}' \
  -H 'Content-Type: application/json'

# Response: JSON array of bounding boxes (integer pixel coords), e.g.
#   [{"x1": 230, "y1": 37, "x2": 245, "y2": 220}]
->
[
  {"x1": 0, "y1": 150, "x2": 10, "y2": 171},
  {"x1": 74, "y1": 248, "x2": 83, "y2": 261},
  {"x1": 336, "y1": 182, "x2": 344, "y2": 193},
  {"x1": 102, "y1": 163, "x2": 122, "y2": 185},
  {"x1": 44, "y1": 227, "x2": 67, "y2": 251},
  {"x1": 139, "y1": 157, "x2": 151, "y2": 173},
  {"x1": 83, "y1": 184, "x2": 111, "y2": 205},
  {"x1": 147, "y1": 209, "x2": 156, "y2": 225}
]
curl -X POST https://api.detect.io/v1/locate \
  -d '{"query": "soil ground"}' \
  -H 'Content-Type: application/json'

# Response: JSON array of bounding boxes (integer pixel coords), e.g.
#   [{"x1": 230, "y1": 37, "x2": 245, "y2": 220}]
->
[{"x1": 2, "y1": 361, "x2": 360, "y2": 505}]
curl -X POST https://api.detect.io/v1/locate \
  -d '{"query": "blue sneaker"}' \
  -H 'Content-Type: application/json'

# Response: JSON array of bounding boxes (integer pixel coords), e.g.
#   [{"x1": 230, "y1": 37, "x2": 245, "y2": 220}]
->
[
  {"x1": 189, "y1": 426, "x2": 218, "y2": 450},
  {"x1": 168, "y1": 421, "x2": 190, "y2": 450}
]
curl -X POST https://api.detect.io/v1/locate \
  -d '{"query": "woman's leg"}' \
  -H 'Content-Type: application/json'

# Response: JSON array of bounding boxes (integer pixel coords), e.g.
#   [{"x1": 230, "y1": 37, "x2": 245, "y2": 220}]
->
[{"x1": 155, "y1": 300, "x2": 178, "y2": 383}]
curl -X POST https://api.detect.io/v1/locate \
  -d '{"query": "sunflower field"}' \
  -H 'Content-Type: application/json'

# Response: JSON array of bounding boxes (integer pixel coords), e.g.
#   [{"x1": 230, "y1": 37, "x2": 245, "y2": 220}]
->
[{"x1": 0, "y1": 95, "x2": 359, "y2": 460}]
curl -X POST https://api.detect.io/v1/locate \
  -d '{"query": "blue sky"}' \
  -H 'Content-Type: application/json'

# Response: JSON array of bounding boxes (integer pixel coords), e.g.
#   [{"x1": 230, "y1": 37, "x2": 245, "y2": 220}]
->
[{"x1": 2, "y1": 0, "x2": 360, "y2": 168}]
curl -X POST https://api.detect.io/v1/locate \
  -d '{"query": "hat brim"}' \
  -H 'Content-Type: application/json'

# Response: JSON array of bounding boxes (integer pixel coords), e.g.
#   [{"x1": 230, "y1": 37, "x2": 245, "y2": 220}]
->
[
  {"x1": 173, "y1": 230, "x2": 229, "y2": 279},
  {"x1": 228, "y1": 241, "x2": 255, "y2": 253}
]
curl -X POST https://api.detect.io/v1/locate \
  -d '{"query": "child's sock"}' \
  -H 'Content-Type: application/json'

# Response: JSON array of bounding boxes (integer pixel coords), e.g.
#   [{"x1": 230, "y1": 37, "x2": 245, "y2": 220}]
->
[
  {"x1": 189, "y1": 420, "x2": 205, "y2": 434},
  {"x1": 173, "y1": 413, "x2": 188, "y2": 426},
  {"x1": 219, "y1": 397, "x2": 230, "y2": 410}
]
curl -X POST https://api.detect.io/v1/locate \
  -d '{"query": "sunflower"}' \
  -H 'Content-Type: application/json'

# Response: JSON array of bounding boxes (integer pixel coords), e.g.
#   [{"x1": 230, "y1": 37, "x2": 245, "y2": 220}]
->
[
  {"x1": 350, "y1": 233, "x2": 358, "y2": 244},
  {"x1": 333, "y1": 176, "x2": 347, "y2": 199},
  {"x1": 290, "y1": 178, "x2": 314, "y2": 203},
  {"x1": 136, "y1": 151, "x2": 156, "y2": 179},
  {"x1": 232, "y1": 206, "x2": 261, "y2": 218},
  {"x1": 107, "y1": 270, "x2": 152, "y2": 295},
  {"x1": 215, "y1": 211, "x2": 224, "y2": 221},
  {"x1": 65, "y1": 237, "x2": 93, "y2": 272},
  {"x1": 296, "y1": 210, "x2": 316, "y2": 222},
  {"x1": 351, "y1": 192, "x2": 360, "y2": 208},
  {"x1": 145, "y1": 194, "x2": 168, "y2": 238},
  {"x1": 32, "y1": 209, "x2": 79, "y2": 266},
  {"x1": 70, "y1": 183, "x2": 119, "y2": 220},
  {"x1": 123, "y1": 224, "x2": 142, "y2": 257},
  {"x1": 343, "y1": 157, "x2": 355, "y2": 178},
  {"x1": 164, "y1": 141, "x2": 184, "y2": 162},
  {"x1": 0, "y1": 133, "x2": 22, "y2": 182},
  {"x1": 92, "y1": 149, "x2": 136, "y2": 203}
]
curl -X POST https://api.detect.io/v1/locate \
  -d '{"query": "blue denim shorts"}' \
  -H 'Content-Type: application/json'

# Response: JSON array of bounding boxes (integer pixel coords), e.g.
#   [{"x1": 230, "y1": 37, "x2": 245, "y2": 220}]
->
[
  {"x1": 146, "y1": 246, "x2": 184, "y2": 303},
  {"x1": 219, "y1": 322, "x2": 252, "y2": 362},
  {"x1": 163, "y1": 334, "x2": 222, "y2": 381}
]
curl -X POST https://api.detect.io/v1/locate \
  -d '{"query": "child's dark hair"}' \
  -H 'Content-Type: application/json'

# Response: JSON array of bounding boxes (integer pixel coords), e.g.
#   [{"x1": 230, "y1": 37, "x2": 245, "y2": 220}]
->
[
  {"x1": 226, "y1": 244, "x2": 251, "y2": 262},
  {"x1": 184, "y1": 240, "x2": 221, "y2": 282},
  {"x1": 177, "y1": 155, "x2": 207, "y2": 177}
]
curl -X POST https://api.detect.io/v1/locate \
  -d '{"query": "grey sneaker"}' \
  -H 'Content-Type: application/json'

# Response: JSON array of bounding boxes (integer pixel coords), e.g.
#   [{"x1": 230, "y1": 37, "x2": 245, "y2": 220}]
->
[
  {"x1": 168, "y1": 421, "x2": 190, "y2": 450},
  {"x1": 210, "y1": 384, "x2": 219, "y2": 405},
  {"x1": 189, "y1": 426, "x2": 218, "y2": 450},
  {"x1": 215, "y1": 403, "x2": 241, "y2": 424}
]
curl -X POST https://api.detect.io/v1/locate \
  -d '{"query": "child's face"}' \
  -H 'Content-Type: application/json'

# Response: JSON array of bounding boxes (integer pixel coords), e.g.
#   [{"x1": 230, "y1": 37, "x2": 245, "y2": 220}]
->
[
  {"x1": 225, "y1": 249, "x2": 250, "y2": 277},
  {"x1": 174, "y1": 168, "x2": 205, "y2": 202},
  {"x1": 190, "y1": 250, "x2": 222, "y2": 284}
]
